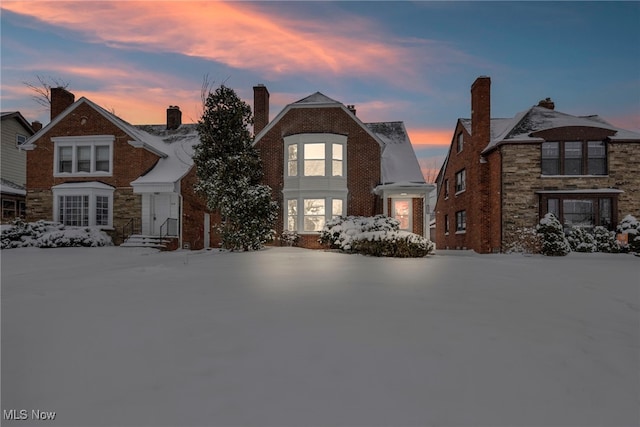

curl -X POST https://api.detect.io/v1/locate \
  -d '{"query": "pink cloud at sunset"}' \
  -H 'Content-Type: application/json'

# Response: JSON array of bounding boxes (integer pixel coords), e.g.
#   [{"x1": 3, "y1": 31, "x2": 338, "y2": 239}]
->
[
  {"x1": 0, "y1": 1, "x2": 454, "y2": 90},
  {"x1": 406, "y1": 128, "x2": 453, "y2": 147}
]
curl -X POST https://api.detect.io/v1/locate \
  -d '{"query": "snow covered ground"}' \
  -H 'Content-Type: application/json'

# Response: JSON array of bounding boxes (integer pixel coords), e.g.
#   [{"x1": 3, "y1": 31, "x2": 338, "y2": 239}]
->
[{"x1": 1, "y1": 247, "x2": 638, "y2": 427}]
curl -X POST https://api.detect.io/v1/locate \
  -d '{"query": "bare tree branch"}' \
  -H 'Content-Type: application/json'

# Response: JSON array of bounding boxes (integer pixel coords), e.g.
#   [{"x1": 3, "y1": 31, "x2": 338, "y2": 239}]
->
[{"x1": 23, "y1": 75, "x2": 70, "y2": 108}]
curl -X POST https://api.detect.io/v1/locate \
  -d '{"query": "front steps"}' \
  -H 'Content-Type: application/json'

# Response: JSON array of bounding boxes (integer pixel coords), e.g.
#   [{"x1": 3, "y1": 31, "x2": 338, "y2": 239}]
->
[{"x1": 121, "y1": 234, "x2": 171, "y2": 250}]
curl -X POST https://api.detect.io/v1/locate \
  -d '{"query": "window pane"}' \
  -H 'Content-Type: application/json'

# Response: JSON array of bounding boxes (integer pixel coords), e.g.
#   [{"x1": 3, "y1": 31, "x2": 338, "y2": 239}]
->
[
  {"x1": 541, "y1": 142, "x2": 560, "y2": 175},
  {"x1": 59, "y1": 146, "x2": 72, "y2": 173},
  {"x1": 288, "y1": 144, "x2": 297, "y2": 161},
  {"x1": 456, "y1": 210, "x2": 466, "y2": 231},
  {"x1": 547, "y1": 198, "x2": 559, "y2": 218},
  {"x1": 304, "y1": 160, "x2": 324, "y2": 176},
  {"x1": 394, "y1": 200, "x2": 410, "y2": 230},
  {"x1": 332, "y1": 160, "x2": 343, "y2": 177},
  {"x1": 456, "y1": 170, "x2": 466, "y2": 192},
  {"x1": 332, "y1": 199, "x2": 343, "y2": 217},
  {"x1": 564, "y1": 141, "x2": 583, "y2": 175},
  {"x1": 304, "y1": 143, "x2": 325, "y2": 160},
  {"x1": 95, "y1": 146, "x2": 110, "y2": 172},
  {"x1": 599, "y1": 198, "x2": 612, "y2": 228},
  {"x1": 563, "y1": 199, "x2": 593, "y2": 229},
  {"x1": 96, "y1": 196, "x2": 109, "y2": 226},
  {"x1": 332, "y1": 143, "x2": 343, "y2": 161},
  {"x1": 60, "y1": 195, "x2": 89, "y2": 226},
  {"x1": 287, "y1": 199, "x2": 297, "y2": 231},
  {"x1": 77, "y1": 146, "x2": 91, "y2": 172},
  {"x1": 303, "y1": 199, "x2": 325, "y2": 231},
  {"x1": 587, "y1": 141, "x2": 606, "y2": 175}
]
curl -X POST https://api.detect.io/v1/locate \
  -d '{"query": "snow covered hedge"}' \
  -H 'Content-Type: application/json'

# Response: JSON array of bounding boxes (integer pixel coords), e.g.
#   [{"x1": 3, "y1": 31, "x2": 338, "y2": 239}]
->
[
  {"x1": 1, "y1": 219, "x2": 112, "y2": 249},
  {"x1": 319, "y1": 215, "x2": 435, "y2": 258},
  {"x1": 616, "y1": 214, "x2": 640, "y2": 253}
]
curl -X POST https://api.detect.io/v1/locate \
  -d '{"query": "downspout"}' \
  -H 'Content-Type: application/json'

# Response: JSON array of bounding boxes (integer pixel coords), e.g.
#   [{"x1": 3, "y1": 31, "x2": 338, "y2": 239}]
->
[{"x1": 178, "y1": 193, "x2": 183, "y2": 250}]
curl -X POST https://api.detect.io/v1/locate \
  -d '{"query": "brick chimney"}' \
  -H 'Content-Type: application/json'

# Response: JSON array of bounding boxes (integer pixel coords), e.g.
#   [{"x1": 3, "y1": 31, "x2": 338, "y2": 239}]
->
[
  {"x1": 31, "y1": 121, "x2": 43, "y2": 132},
  {"x1": 537, "y1": 98, "x2": 555, "y2": 110},
  {"x1": 471, "y1": 76, "x2": 491, "y2": 148},
  {"x1": 50, "y1": 87, "x2": 75, "y2": 121},
  {"x1": 167, "y1": 105, "x2": 182, "y2": 130},
  {"x1": 253, "y1": 84, "x2": 269, "y2": 135}
]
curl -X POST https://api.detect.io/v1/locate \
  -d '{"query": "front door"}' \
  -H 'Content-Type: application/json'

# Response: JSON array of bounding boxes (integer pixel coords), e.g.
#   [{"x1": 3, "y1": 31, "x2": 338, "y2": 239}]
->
[{"x1": 392, "y1": 199, "x2": 412, "y2": 231}]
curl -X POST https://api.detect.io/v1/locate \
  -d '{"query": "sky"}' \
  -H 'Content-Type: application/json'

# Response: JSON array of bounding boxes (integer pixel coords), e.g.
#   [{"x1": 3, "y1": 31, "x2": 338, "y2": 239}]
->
[{"x1": 1, "y1": 1, "x2": 639, "y2": 180}]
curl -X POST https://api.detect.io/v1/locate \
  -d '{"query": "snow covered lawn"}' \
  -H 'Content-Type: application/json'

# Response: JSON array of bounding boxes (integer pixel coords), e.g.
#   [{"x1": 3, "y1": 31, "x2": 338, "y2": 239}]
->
[{"x1": 2, "y1": 247, "x2": 638, "y2": 426}]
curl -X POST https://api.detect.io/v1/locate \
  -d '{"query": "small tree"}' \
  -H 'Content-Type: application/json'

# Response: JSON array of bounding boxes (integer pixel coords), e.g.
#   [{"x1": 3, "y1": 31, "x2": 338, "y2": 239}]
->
[
  {"x1": 616, "y1": 214, "x2": 640, "y2": 253},
  {"x1": 193, "y1": 85, "x2": 277, "y2": 251},
  {"x1": 536, "y1": 213, "x2": 570, "y2": 256},
  {"x1": 566, "y1": 226, "x2": 597, "y2": 253},
  {"x1": 592, "y1": 226, "x2": 620, "y2": 253}
]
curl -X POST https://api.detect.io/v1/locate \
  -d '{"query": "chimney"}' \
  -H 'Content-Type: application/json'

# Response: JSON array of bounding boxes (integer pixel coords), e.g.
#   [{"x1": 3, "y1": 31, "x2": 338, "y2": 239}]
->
[
  {"x1": 537, "y1": 98, "x2": 555, "y2": 110},
  {"x1": 167, "y1": 105, "x2": 182, "y2": 130},
  {"x1": 253, "y1": 84, "x2": 269, "y2": 135},
  {"x1": 471, "y1": 76, "x2": 491, "y2": 148},
  {"x1": 31, "y1": 121, "x2": 43, "y2": 132},
  {"x1": 347, "y1": 105, "x2": 357, "y2": 116},
  {"x1": 50, "y1": 87, "x2": 75, "y2": 121}
]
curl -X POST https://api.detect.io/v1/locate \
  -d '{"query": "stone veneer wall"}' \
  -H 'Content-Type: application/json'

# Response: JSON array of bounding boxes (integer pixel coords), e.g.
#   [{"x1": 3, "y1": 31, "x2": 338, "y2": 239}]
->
[{"x1": 500, "y1": 141, "x2": 640, "y2": 249}]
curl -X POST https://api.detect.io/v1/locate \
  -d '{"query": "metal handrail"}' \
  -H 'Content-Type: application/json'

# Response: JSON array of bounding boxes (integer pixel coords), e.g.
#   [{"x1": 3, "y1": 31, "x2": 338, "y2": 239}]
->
[
  {"x1": 159, "y1": 217, "x2": 178, "y2": 240},
  {"x1": 122, "y1": 217, "x2": 140, "y2": 241}
]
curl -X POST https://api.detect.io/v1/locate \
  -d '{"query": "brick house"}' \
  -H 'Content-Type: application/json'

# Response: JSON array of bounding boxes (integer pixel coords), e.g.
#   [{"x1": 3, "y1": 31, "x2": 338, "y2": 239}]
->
[
  {"x1": 435, "y1": 76, "x2": 640, "y2": 253},
  {"x1": 1, "y1": 111, "x2": 38, "y2": 223},
  {"x1": 253, "y1": 85, "x2": 434, "y2": 248},
  {"x1": 22, "y1": 88, "x2": 217, "y2": 250}
]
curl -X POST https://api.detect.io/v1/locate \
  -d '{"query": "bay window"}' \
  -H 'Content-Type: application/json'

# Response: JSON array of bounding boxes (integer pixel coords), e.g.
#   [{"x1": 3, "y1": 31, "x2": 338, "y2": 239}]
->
[
  {"x1": 284, "y1": 134, "x2": 346, "y2": 178},
  {"x1": 285, "y1": 196, "x2": 345, "y2": 232},
  {"x1": 52, "y1": 182, "x2": 114, "y2": 228},
  {"x1": 540, "y1": 193, "x2": 617, "y2": 230}
]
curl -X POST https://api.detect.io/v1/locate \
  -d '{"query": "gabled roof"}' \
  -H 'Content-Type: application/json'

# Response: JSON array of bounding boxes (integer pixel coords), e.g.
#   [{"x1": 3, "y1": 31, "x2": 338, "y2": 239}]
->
[
  {"x1": 22, "y1": 97, "x2": 200, "y2": 188},
  {"x1": 1, "y1": 111, "x2": 35, "y2": 135},
  {"x1": 365, "y1": 122, "x2": 426, "y2": 184},
  {"x1": 23, "y1": 97, "x2": 168, "y2": 158},
  {"x1": 254, "y1": 91, "x2": 427, "y2": 184},
  {"x1": 472, "y1": 106, "x2": 640, "y2": 154}
]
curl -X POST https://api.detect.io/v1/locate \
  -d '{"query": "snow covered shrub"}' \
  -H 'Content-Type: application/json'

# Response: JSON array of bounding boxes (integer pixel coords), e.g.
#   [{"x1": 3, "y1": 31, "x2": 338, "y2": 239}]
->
[
  {"x1": 503, "y1": 226, "x2": 541, "y2": 254},
  {"x1": 536, "y1": 213, "x2": 570, "y2": 256},
  {"x1": 566, "y1": 226, "x2": 597, "y2": 253},
  {"x1": 592, "y1": 226, "x2": 620, "y2": 253},
  {"x1": 616, "y1": 214, "x2": 640, "y2": 253},
  {"x1": 1, "y1": 219, "x2": 112, "y2": 249},
  {"x1": 351, "y1": 231, "x2": 435, "y2": 258},
  {"x1": 319, "y1": 215, "x2": 434, "y2": 257},
  {"x1": 280, "y1": 230, "x2": 299, "y2": 247}
]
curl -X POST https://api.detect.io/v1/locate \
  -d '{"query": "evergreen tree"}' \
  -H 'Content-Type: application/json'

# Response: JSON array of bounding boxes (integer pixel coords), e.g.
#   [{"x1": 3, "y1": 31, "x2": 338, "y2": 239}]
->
[
  {"x1": 193, "y1": 85, "x2": 277, "y2": 251},
  {"x1": 536, "y1": 213, "x2": 571, "y2": 256}
]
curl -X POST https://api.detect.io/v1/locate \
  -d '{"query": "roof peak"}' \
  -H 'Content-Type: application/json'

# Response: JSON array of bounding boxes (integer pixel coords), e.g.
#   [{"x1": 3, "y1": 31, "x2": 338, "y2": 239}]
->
[{"x1": 293, "y1": 91, "x2": 341, "y2": 105}]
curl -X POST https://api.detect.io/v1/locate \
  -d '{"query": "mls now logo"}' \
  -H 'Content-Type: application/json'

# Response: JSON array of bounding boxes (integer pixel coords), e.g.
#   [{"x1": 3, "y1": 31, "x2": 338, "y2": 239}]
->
[{"x1": 3, "y1": 409, "x2": 57, "y2": 420}]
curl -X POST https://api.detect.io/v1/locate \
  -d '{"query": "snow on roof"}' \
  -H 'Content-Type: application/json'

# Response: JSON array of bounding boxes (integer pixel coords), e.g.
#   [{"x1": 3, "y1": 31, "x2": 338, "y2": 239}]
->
[
  {"x1": 0, "y1": 178, "x2": 26, "y2": 196},
  {"x1": 461, "y1": 106, "x2": 640, "y2": 155},
  {"x1": 365, "y1": 122, "x2": 426, "y2": 184},
  {"x1": 130, "y1": 124, "x2": 199, "y2": 188}
]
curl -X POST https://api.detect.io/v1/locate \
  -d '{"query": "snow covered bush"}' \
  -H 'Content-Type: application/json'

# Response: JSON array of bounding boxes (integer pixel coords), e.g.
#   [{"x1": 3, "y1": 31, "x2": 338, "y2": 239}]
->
[
  {"x1": 280, "y1": 230, "x2": 300, "y2": 247},
  {"x1": 319, "y1": 215, "x2": 435, "y2": 257},
  {"x1": 536, "y1": 213, "x2": 570, "y2": 256},
  {"x1": 616, "y1": 214, "x2": 640, "y2": 253},
  {"x1": 592, "y1": 226, "x2": 620, "y2": 253},
  {"x1": 503, "y1": 226, "x2": 542, "y2": 254},
  {"x1": 566, "y1": 226, "x2": 597, "y2": 253},
  {"x1": 1, "y1": 219, "x2": 112, "y2": 249}
]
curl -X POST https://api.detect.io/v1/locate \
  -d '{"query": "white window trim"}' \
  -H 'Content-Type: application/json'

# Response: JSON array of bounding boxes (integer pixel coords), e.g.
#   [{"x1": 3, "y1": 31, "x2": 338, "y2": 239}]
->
[
  {"x1": 284, "y1": 133, "x2": 347, "y2": 178},
  {"x1": 52, "y1": 182, "x2": 114, "y2": 229},
  {"x1": 53, "y1": 135, "x2": 114, "y2": 177},
  {"x1": 284, "y1": 194, "x2": 346, "y2": 234},
  {"x1": 16, "y1": 134, "x2": 27, "y2": 146}
]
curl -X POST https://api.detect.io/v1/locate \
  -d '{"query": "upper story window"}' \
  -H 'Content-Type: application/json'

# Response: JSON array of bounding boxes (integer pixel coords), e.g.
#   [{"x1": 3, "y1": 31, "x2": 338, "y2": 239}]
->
[
  {"x1": 16, "y1": 134, "x2": 27, "y2": 146},
  {"x1": 456, "y1": 132, "x2": 464, "y2": 153},
  {"x1": 444, "y1": 178, "x2": 450, "y2": 199},
  {"x1": 455, "y1": 169, "x2": 466, "y2": 193},
  {"x1": 53, "y1": 136, "x2": 114, "y2": 176},
  {"x1": 541, "y1": 140, "x2": 607, "y2": 176},
  {"x1": 456, "y1": 210, "x2": 466, "y2": 232},
  {"x1": 285, "y1": 134, "x2": 346, "y2": 178}
]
